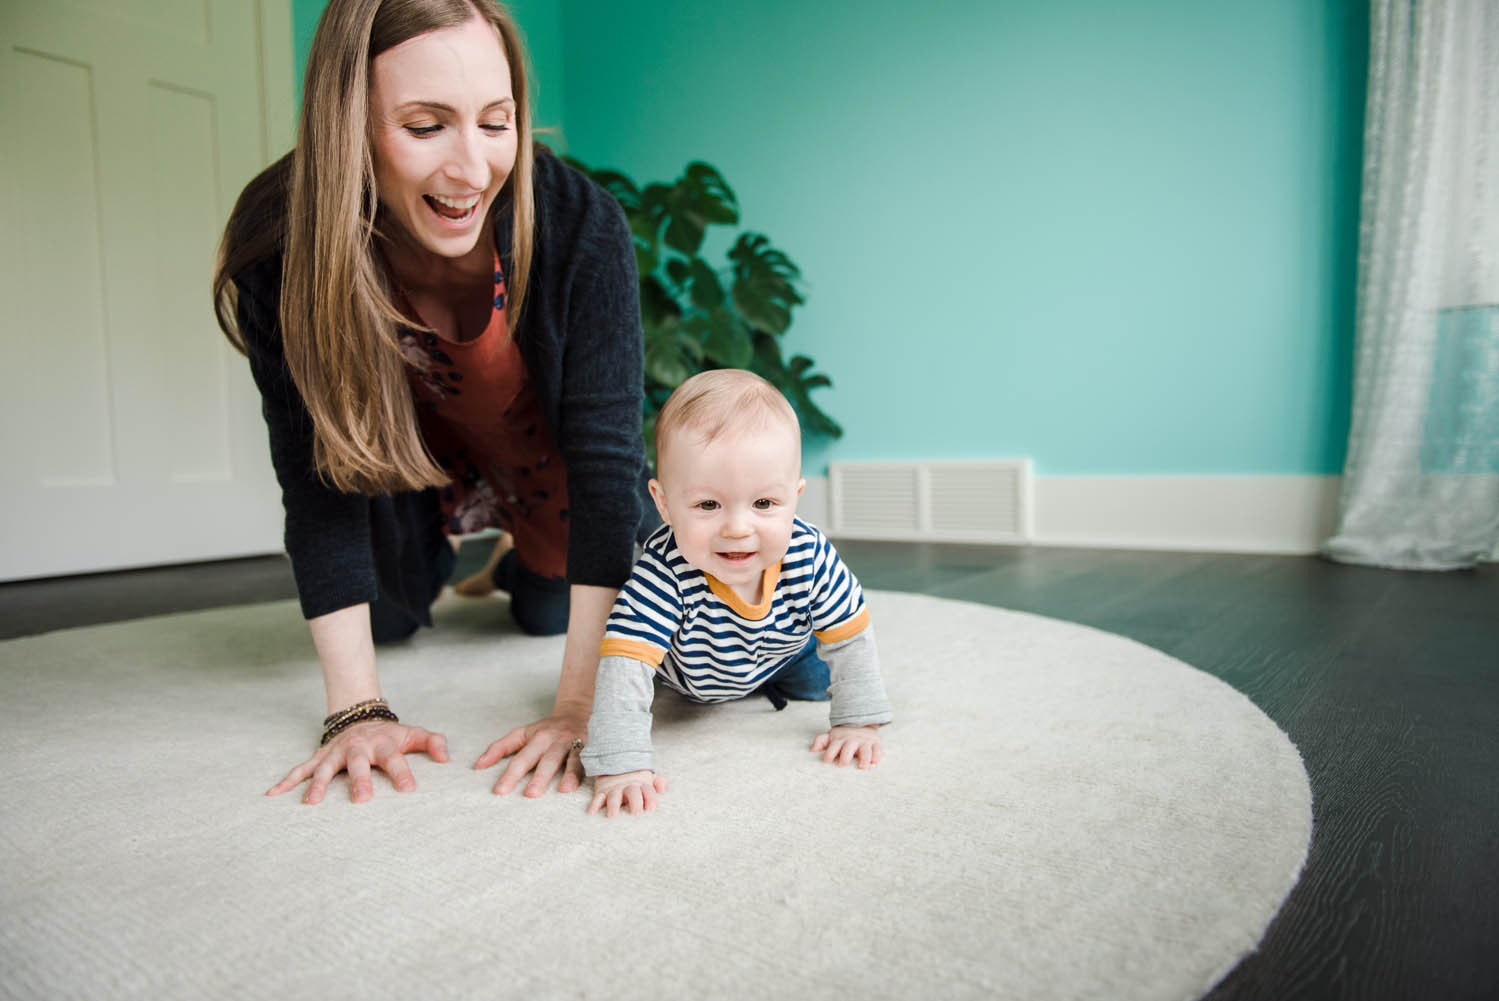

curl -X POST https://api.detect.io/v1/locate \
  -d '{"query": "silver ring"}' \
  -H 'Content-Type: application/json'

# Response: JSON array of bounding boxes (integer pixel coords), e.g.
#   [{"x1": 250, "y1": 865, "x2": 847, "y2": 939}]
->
[{"x1": 570, "y1": 738, "x2": 584, "y2": 752}]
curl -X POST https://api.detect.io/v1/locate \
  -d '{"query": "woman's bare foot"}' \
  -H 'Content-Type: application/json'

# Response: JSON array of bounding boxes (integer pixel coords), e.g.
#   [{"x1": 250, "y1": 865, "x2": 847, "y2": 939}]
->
[{"x1": 453, "y1": 532, "x2": 513, "y2": 597}]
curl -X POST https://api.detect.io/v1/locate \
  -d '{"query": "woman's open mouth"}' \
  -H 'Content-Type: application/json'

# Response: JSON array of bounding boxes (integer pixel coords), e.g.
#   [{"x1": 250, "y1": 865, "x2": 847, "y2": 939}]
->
[{"x1": 424, "y1": 193, "x2": 480, "y2": 224}]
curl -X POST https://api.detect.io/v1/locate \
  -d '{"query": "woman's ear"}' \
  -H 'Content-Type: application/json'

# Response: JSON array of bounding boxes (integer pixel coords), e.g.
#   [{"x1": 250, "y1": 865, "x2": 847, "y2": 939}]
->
[{"x1": 647, "y1": 478, "x2": 672, "y2": 525}]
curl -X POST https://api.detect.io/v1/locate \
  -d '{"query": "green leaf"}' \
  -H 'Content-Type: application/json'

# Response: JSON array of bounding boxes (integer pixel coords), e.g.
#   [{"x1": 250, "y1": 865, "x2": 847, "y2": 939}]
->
[
  {"x1": 664, "y1": 258, "x2": 690, "y2": 290},
  {"x1": 677, "y1": 329, "x2": 706, "y2": 363},
  {"x1": 583, "y1": 168, "x2": 642, "y2": 214},
  {"x1": 750, "y1": 334, "x2": 842, "y2": 439},
  {"x1": 641, "y1": 184, "x2": 672, "y2": 230},
  {"x1": 730, "y1": 233, "x2": 804, "y2": 335},
  {"x1": 699, "y1": 307, "x2": 753, "y2": 368},
  {"x1": 682, "y1": 162, "x2": 739, "y2": 225},
  {"x1": 639, "y1": 275, "x2": 681, "y2": 330},
  {"x1": 645, "y1": 336, "x2": 695, "y2": 388},
  {"x1": 663, "y1": 214, "x2": 706, "y2": 256},
  {"x1": 633, "y1": 243, "x2": 658, "y2": 279},
  {"x1": 661, "y1": 163, "x2": 739, "y2": 256},
  {"x1": 688, "y1": 258, "x2": 724, "y2": 311}
]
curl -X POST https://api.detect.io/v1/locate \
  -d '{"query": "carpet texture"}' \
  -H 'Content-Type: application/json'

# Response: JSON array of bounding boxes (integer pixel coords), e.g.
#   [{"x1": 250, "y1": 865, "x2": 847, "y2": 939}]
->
[{"x1": 0, "y1": 590, "x2": 1311, "y2": 1001}]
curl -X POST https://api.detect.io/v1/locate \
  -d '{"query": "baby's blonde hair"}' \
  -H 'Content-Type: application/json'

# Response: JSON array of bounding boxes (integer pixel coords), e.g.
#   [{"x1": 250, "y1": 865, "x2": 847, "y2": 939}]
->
[{"x1": 654, "y1": 369, "x2": 800, "y2": 474}]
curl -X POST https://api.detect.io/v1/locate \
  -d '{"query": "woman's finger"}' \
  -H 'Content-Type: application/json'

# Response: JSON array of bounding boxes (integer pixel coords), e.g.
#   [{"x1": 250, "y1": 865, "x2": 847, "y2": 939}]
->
[
  {"x1": 267, "y1": 757, "x2": 316, "y2": 796},
  {"x1": 381, "y1": 750, "x2": 417, "y2": 793},
  {"x1": 556, "y1": 746, "x2": 583, "y2": 795},
  {"x1": 475, "y1": 726, "x2": 529, "y2": 770},
  {"x1": 494, "y1": 741, "x2": 544, "y2": 795},
  {"x1": 524, "y1": 747, "x2": 568, "y2": 798},
  {"x1": 407, "y1": 727, "x2": 450, "y2": 763},
  {"x1": 304, "y1": 757, "x2": 340, "y2": 805},
  {"x1": 347, "y1": 755, "x2": 374, "y2": 803}
]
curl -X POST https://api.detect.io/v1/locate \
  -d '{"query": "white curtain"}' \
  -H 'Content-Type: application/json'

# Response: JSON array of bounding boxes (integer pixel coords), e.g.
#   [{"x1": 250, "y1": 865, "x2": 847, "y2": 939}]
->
[{"x1": 1324, "y1": 0, "x2": 1499, "y2": 570}]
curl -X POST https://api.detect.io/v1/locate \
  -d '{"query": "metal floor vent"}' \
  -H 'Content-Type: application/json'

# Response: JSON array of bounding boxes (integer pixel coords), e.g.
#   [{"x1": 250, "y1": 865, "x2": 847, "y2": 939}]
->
[{"x1": 827, "y1": 460, "x2": 1032, "y2": 543}]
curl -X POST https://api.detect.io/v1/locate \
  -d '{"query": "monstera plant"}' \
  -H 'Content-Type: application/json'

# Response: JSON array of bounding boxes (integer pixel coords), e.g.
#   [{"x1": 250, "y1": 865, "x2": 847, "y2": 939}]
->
[{"x1": 565, "y1": 157, "x2": 842, "y2": 454}]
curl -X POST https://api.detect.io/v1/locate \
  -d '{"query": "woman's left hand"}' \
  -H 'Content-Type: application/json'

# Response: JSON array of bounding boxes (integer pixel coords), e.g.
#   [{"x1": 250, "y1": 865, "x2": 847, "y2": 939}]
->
[{"x1": 474, "y1": 704, "x2": 589, "y2": 796}]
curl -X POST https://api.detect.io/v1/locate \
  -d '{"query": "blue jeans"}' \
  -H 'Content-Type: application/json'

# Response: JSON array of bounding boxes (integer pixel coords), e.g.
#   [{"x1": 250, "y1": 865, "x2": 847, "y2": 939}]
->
[
  {"x1": 756, "y1": 634, "x2": 831, "y2": 709},
  {"x1": 369, "y1": 541, "x2": 569, "y2": 644},
  {"x1": 490, "y1": 547, "x2": 570, "y2": 636}
]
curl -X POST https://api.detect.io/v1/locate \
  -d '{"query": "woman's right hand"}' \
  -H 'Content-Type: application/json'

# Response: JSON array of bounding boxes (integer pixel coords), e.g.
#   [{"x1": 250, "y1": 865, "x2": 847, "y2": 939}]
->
[{"x1": 266, "y1": 719, "x2": 450, "y2": 804}]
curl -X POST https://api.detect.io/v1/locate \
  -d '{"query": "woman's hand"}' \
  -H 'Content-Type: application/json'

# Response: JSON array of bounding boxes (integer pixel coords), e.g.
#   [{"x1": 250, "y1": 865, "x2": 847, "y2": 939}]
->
[
  {"x1": 473, "y1": 704, "x2": 589, "y2": 797},
  {"x1": 267, "y1": 719, "x2": 450, "y2": 804}
]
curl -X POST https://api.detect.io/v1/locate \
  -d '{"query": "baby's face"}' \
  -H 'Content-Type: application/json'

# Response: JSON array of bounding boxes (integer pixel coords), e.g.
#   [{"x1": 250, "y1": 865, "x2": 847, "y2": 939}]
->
[{"x1": 650, "y1": 422, "x2": 804, "y2": 604}]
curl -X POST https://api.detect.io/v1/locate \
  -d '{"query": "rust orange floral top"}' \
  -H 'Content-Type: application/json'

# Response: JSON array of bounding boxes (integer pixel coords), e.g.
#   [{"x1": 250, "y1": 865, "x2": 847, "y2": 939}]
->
[{"x1": 397, "y1": 252, "x2": 570, "y2": 580}]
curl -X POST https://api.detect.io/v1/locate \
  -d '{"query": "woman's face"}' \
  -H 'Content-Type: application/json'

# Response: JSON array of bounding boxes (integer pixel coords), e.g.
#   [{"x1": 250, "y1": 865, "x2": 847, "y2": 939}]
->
[{"x1": 368, "y1": 16, "x2": 517, "y2": 263}]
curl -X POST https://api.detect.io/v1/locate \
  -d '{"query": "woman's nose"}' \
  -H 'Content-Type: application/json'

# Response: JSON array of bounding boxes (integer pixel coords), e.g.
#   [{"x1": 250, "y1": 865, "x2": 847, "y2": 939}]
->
[{"x1": 443, "y1": 129, "x2": 489, "y2": 188}]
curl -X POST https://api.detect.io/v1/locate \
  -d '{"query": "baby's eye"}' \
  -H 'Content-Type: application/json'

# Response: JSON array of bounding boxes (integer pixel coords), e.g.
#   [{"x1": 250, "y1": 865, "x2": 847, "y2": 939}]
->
[
  {"x1": 695, "y1": 500, "x2": 720, "y2": 511},
  {"x1": 753, "y1": 498, "x2": 777, "y2": 510}
]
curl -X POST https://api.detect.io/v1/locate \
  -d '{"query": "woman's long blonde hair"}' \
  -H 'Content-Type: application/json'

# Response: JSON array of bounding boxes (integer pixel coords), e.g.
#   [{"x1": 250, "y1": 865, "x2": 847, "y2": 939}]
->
[{"x1": 213, "y1": 0, "x2": 535, "y2": 495}]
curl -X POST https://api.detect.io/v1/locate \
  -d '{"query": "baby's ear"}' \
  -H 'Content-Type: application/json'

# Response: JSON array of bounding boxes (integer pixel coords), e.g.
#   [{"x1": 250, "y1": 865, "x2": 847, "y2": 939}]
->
[
  {"x1": 796, "y1": 478, "x2": 806, "y2": 497},
  {"x1": 647, "y1": 478, "x2": 672, "y2": 524}
]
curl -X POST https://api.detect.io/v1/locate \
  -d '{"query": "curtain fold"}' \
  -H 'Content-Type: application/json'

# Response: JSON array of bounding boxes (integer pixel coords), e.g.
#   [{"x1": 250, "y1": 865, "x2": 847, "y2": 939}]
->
[{"x1": 1323, "y1": 0, "x2": 1499, "y2": 569}]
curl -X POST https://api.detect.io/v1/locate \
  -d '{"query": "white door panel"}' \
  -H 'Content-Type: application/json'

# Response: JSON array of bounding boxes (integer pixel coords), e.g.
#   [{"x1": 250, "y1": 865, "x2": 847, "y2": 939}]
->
[{"x1": 1, "y1": 0, "x2": 292, "y2": 581}]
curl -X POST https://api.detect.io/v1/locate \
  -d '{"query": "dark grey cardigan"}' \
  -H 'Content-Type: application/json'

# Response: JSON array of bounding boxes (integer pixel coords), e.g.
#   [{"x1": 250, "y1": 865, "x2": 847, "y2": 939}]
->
[{"x1": 234, "y1": 149, "x2": 652, "y2": 623}]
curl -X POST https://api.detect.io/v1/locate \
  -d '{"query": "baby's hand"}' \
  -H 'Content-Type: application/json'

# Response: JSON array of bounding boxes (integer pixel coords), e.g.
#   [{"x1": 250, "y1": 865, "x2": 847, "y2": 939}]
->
[
  {"x1": 811, "y1": 725, "x2": 884, "y2": 769},
  {"x1": 588, "y1": 769, "x2": 669, "y2": 818}
]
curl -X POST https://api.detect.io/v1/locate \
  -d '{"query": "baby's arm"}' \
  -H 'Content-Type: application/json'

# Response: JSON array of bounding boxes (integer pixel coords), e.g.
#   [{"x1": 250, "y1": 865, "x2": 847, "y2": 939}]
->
[
  {"x1": 582, "y1": 654, "x2": 667, "y2": 816},
  {"x1": 814, "y1": 625, "x2": 894, "y2": 769}
]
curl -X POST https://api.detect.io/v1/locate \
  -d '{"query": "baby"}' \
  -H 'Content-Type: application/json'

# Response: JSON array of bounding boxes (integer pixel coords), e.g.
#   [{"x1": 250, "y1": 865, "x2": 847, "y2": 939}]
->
[{"x1": 582, "y1": 369, "x2": 893, "y2": 817}]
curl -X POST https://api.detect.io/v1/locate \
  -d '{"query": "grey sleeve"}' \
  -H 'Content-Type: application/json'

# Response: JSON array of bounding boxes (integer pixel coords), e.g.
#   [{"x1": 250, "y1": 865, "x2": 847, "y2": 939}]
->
[
  {"x1": 581, "y1": 655, "x2": 657, "y2": 775},
  {"x1": 821, "y1": 625, "x2": 894, "y2": 728}
]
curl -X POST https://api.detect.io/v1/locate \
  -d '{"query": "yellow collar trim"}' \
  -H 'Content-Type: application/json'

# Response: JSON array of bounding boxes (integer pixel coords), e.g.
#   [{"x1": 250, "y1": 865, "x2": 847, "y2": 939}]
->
[{"x1": 704, "y1": 563, "x2": 780, "y2": 620}]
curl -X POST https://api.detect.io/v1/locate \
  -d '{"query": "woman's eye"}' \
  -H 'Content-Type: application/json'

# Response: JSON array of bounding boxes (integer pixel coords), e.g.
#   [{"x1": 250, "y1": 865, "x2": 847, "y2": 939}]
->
[
  {"x1": 481, "y1": 123, "x2": 511, "y2": 135},
  {"x1": 404, "y1": 124, "x2": 441, "y2": 137}
]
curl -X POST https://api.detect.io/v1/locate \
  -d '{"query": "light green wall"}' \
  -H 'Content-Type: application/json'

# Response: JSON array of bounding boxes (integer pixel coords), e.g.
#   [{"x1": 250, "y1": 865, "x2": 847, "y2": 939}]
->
[
  {"x1": 291, "y1": 0, "x2": 567, "y2": 133},
  {"x1": 559, "y1": 0, "x2": 1369, "y2": 475}
]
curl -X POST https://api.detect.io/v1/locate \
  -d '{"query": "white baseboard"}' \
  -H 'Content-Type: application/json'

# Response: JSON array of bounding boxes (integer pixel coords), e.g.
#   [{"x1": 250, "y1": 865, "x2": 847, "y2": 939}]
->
[
  {"x1": 807, "y1": 474, "x2": 1343, "y2": 556},
  {"x1": 1031, "y1": 475, "x2": 1341, "y2": 555}
]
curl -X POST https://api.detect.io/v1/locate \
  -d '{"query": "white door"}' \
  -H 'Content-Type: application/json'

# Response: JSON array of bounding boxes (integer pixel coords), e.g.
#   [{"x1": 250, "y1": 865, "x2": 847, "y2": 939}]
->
[{"x1": 0, "y1": 0, "x2": 294, "y2": 581}]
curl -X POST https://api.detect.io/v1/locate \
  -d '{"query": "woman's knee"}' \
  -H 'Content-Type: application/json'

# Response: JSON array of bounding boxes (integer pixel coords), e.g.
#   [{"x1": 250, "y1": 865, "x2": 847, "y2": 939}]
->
[{"x1": 496, "y1": 548, "x2": 570, "y2": 635}]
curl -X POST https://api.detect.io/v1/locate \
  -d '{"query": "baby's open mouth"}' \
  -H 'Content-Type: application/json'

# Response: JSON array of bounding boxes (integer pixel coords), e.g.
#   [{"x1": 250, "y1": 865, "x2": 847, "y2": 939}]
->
[
  {"x1": 717, "y1": 552, "x2": 754, "y2": 563},
  {"x1": 424, "y1": 193, "x2": 480, "y2": 221}
]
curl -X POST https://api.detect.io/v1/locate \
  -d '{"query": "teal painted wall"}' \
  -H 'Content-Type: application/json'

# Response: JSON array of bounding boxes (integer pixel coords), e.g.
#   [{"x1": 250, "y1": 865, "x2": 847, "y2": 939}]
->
[
  {"x1": 559, "y1": 0, "x2": 1369, "y2": 475},
  {"x1": 291, "y1": 0, "x2": 567, "y2": 134}
]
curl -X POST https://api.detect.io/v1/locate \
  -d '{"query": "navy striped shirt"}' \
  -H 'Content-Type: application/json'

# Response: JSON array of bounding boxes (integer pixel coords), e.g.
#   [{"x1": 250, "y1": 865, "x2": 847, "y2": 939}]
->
[{"x1": 600, "y1": 518, "x2": 870, "y2": 703}]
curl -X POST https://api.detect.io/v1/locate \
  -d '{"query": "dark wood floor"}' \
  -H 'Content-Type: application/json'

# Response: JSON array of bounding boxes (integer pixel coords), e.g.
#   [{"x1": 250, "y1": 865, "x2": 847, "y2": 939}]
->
[{"x1": 2, "y1": 540, "x2": 1495, "y2": 1000}]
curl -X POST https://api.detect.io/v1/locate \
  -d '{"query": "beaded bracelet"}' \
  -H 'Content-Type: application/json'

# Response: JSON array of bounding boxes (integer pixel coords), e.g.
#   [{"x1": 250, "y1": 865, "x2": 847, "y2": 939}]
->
[
  {"x1": 320, "y1": 699, "x2": 399, "y2": 746},
  {"x1": 322, "y1": 697, "x2": 388, "y2": 730}
]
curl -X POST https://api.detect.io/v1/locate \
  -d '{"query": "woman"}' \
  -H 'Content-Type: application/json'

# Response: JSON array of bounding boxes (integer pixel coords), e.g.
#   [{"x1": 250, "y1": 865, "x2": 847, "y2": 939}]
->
[{"x1": 212, "y1": 0, "x2": 652, "y2": 804}]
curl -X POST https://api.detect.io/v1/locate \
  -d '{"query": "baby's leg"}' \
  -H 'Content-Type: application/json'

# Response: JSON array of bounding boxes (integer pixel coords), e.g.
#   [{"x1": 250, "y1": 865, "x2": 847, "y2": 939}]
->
[{"x1": 756, "y1": 636, "x2": 831, "y2": 708}]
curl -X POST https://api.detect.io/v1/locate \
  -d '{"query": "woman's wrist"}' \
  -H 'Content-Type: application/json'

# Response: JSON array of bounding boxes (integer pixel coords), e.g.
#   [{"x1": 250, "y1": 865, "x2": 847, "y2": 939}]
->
[
  {"x1": 551, "y1": 695, "x2": 593, "y2": 720},
  {"x1": 308, "y1": 603, "x2": 383, "y2": 712}
]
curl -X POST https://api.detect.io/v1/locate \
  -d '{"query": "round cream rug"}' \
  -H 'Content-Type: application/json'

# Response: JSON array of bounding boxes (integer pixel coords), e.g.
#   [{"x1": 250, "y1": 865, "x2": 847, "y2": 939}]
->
[{"x1": 0, "y1": 590, "x2": 1310, "y2": 1001}]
